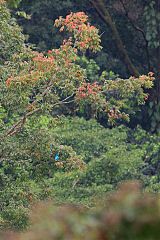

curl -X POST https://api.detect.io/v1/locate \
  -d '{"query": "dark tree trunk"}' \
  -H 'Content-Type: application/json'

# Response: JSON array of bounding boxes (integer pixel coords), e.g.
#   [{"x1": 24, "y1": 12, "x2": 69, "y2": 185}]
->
[
  {"x1": 91, "y1": 0, "x2": 140, "y2": 77},
  {"x1": 156, "y1": 0, "x2": 160, "y2": 101}
]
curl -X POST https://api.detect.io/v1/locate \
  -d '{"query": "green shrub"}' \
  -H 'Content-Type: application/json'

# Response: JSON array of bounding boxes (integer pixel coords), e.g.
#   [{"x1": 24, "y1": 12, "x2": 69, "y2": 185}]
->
[
  {"x1": 79, "y1": 146, "x2": 144, "y2": 187},
  {"x1": 0, "y1": 180, "x2": 51, "y2": 230},
  {"x1": 0, "y1": 3, "x2": 24, "y2": 64},
  {"x1": 49, "y1": 116, "x2": 130, "y2": 163},
  {"x1": 43, "y1": 171, "x2": 113, "y2": 206},
  {"x1": 0, "y1": 116, "x2": 160, "y2": 230}
]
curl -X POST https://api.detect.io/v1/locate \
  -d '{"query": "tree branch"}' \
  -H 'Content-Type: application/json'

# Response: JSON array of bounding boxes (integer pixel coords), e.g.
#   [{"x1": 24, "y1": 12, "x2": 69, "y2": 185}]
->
[
  {"x1": 5, "y1": 108, "x2": 41, "y2": 137},
  {"x1": 4, "y1": 80, "x2": 53, "y2": 137},
  {"x1": 3, "y1": 91, "x2": 76, "y2": 138},
  {"x1": 119, "y1": 0, "x2": 151, "y2": 71},
  {"x1": 90, "y1": 0, "x2": 140, "y2": 77}
]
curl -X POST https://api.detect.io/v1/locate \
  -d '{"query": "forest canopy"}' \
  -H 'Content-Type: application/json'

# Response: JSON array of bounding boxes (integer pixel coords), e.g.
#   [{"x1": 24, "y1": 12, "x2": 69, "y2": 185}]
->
[{"x1": 0, "y1": 1, "x2": 160, "y2": 239}]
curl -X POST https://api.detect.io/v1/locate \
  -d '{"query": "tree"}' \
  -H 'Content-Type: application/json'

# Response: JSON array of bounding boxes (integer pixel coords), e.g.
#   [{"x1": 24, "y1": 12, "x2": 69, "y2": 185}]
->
[
  {"x1": 90, "y1": 0, "x2": 160, "y2": 131},
  {"x1": 16, "y1": 0, "x2": 159, "y2": 76},
  {"x1": 0, "y1": 1, "x2": 24, "y2": 63},
  {"x1": 14, "y1": 0, "x2": 160, "y2": 131},
  {"x1": 0, "y1": 3, "x2": 154, "y2": 139}
]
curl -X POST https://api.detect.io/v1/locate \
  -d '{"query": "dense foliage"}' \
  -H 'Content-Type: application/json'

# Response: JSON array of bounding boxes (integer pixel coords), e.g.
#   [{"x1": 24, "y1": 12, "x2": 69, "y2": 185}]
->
[
  {"x1": 0, "y1": 117, "x2": 160, "y2": 230},
  {"x1": 0, "y1": 1, "x2": 160, "y2": 239}
]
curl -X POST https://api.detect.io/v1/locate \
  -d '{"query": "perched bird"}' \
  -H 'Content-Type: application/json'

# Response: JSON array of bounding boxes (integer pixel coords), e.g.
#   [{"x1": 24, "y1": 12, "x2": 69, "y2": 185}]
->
[{"x1": 55, "y1": 153, "x2": 59, "y2": 161}]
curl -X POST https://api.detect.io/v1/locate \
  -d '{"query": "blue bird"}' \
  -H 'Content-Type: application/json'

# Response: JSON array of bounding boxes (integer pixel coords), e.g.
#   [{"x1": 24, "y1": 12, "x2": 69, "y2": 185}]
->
[{"x1": 55, "y1": 153, "x2": 59, "y2": 161}]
